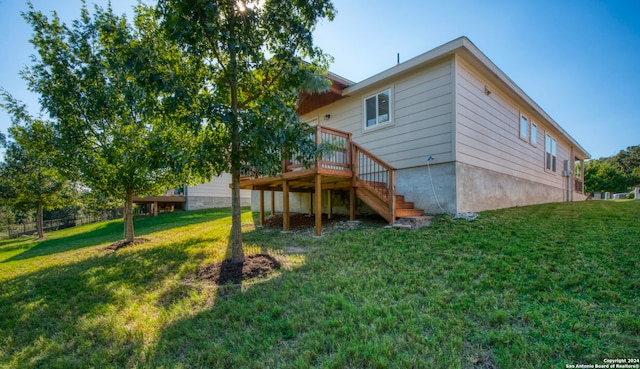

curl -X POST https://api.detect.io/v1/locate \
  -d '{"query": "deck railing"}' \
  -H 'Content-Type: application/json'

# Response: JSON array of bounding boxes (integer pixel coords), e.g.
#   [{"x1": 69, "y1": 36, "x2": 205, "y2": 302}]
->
[
  {"x1": 351, "y1": 142, "x2": 396, "y2": 219},
  {"x1": 239, "y1": 124, "x2": 398, "y2": 220},
  {"x1": 281, "y1": 125, "x2": 352, "y2": 173}
]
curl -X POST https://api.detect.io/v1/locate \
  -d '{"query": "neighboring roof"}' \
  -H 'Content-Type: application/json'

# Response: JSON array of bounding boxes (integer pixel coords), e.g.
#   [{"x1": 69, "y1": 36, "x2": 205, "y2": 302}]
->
[
  {"x1": 297, "y1": 72, "x2": 354, "y2": 116},
  {"x1": 330, "y1": 36, "x2": 590, "y2": 159}
]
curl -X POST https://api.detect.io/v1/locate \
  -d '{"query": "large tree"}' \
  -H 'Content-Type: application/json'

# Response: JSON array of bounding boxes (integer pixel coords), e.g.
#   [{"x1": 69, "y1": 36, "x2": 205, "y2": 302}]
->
[
  {"x1": 584, "y1": 159, "x2": 628, "y2": 193},
  {"x1": 612, "y1": 145, "x2": 640, "y2": 187},
  {"x1": 159, "y1": 0, "x2": 335, "y2": 262},
  {"x1": 0, "y1": 94, "x2": 71, "y2": 239},
  {"x1": 21, "y1": 3, "x2": 197, "y2": 243}
]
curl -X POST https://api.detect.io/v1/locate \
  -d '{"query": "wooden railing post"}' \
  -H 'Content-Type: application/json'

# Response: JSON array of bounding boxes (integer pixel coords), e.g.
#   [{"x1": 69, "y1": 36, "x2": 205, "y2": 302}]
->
[
  {"x1": 350, "y1": 142, "x2": 358, "y2": 220},
  {"x1": 315, "y1": 124, "x2": 322, "y2": 169},
  {"x1": 351, "y1": 143, "x2": 358, "y2": 185},
  {"x1": 346, "y1": 133, "x2": 352, "y2": 169}
]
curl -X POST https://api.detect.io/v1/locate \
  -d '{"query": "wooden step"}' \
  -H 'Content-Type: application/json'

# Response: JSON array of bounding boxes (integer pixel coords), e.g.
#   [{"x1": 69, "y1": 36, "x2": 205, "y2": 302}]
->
[
  {"x1": 395, "y1": 195, "x2": 405, "y2": 202},
  {"x1": 395, "y1": 201, "x2": 415, "y2": 209},
  {"x1": 395, "y1": 208, "x2": 425, "y2": 217}
]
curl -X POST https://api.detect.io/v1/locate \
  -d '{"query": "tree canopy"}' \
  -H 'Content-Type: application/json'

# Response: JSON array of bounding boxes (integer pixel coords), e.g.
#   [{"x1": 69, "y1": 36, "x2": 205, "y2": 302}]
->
[
  {"x1": 158, "y1": 0, "x2": 336, "y2": 262},
  {"x1": 0, "y1": 92, "x2": 72, "y2": 238},
  {"x1": 19, "y1": 3, "x2": 198, "y2": 243},
  {"x1": 584, "y1": 145, "x2": 640, "y2": 193}
]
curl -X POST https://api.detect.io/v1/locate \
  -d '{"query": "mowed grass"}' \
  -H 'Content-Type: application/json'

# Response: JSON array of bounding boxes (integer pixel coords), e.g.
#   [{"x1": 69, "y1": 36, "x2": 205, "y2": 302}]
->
[{"x1": 0, "y1": 202, "x2": 638, "y2": 368}]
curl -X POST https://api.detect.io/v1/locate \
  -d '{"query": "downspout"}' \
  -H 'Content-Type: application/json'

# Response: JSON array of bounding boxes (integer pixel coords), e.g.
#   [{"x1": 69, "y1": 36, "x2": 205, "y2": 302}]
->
[{"x1": 563, "y1": 160, "x2": 571, "y2": 202}]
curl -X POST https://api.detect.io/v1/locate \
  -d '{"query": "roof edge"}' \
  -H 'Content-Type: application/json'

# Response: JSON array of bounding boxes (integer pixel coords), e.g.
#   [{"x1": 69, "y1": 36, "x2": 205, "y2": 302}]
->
[
  {"x1": 343, "y1": 36, "x2": 466, "y2": 96},
  {"x1": 339, "y1": 36, "x2": 590, "y2": 159},
  {"x1": 459, "y1": 38, "x2": 591, "y2": 159}
]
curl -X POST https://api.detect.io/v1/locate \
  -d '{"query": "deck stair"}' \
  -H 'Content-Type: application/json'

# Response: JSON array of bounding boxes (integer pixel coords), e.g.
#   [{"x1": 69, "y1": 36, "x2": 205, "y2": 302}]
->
[
  {"x1": 394, "y1": 195, "x2": 424, "y2": 218},
  {"x1": 352, "y1": 144, "x2": 424, "y2": 222}
]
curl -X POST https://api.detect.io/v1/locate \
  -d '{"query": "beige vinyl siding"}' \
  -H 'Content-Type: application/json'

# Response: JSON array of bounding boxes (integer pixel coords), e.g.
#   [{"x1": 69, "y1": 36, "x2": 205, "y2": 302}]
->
[
  {"x1": 187, "y1": 174, "x2": 251, "y2": 200},
  {"x1": 455, "y1": 57, "x2": 570, "y2": 189},
  {"x1": 301, "y1": 58, "x2": 454, "y2": 169}
]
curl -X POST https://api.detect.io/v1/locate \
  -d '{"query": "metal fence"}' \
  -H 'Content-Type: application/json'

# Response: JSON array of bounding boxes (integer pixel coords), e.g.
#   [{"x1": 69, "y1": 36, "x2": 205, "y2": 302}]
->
[{"x1": 0, "y1": 215, "x2": 117, "y2": 239}]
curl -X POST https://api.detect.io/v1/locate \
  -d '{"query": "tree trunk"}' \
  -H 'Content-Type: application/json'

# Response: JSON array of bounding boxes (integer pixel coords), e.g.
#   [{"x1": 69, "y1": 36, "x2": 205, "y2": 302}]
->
[
  {"x1": 36, "y1": 201, "x2": 44, "y2": 239},
  {"x1": 231, "y1": 160, "x2": 244, "y2": 263},
  {"x1": 124, "y1": 190, "x2": 135, "y2": 243},
  {"x1": 229, "y1": 88, "x2": 244, "y2": 262},
  {"x1": 228, "y1": 27, "x2": 245, "y2": 264}
]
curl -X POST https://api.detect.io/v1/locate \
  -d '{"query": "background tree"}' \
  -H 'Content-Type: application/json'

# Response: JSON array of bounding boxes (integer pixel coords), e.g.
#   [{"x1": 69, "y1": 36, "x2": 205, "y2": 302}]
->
[
  {"x1": 0, "y1": 94, "x2": 71, "y2": 238},
  {"x1": 159, "y1": 0, "x2": 335, "y2": 262},
  {"x1": 583, "y1": 144, "x2": 640, "y2": 193},
  {"x1": 20, "y1": 3, "x2": 196, "y2": 243},
  {"x1": 611, "y1": 145, "x2": 640, "y2": 187},
  {"x1": 583, "y1": 159, "x2": 628, "y2": 193}
]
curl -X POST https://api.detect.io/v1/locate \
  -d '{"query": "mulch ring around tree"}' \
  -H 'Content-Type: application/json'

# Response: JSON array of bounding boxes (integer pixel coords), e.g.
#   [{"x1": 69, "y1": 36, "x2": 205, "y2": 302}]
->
[
  {"x1": 198, "y1": 254, "x2": 281, "y2": 286},
  {"x1": 104, "y1": 238, "x2": 150, "y2": 252}
]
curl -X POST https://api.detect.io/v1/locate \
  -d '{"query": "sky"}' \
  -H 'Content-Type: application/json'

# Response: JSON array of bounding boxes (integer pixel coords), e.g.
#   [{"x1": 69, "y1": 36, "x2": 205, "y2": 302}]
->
[{"x1": 1, "y1": 0, "x2": 639, "y2": 160}]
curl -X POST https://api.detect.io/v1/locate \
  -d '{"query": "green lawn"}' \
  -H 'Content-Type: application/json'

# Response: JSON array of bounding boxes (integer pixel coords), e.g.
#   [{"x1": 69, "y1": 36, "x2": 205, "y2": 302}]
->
[{"x1": 0, "y1": 202, "x2": 638, "y2": 368}]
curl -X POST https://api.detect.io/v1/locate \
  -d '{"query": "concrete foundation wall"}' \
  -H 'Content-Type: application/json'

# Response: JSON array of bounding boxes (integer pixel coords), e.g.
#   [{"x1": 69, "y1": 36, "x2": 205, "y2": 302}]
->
[
  {"x1": 456, "y1": 162, "x2": 565, "y2": 212},
  {"x1": 395, "y1": 163, "x2": 457, "y2": 214}
]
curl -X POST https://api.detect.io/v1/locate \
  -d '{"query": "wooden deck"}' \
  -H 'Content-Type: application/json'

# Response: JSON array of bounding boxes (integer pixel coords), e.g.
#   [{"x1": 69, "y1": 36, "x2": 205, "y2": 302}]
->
[
  {"x1": 239, "y1": 125, "x2": 424, "y2": 236},
  {"x1": 133, "y1": 193, "x2": 186, "y2": 215}
]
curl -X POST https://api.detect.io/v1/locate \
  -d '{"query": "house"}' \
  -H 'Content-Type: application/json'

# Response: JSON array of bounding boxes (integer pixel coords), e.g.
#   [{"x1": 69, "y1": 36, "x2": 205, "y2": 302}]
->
[
  {"x1": 239, "y1": 36, "x2": 590, "y2": 235},
  {"x1": 133, "y1": 174, "x2": 251, "y2": 215}
]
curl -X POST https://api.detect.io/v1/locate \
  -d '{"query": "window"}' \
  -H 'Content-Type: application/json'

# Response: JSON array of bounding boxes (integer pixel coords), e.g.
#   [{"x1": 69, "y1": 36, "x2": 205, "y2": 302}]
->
[
  {"x1": 545, "y1": 134, "x2": 557, "y2": 172},
  {"x1": 365, "y1": 89, "x2": 391, "y2": 128},
  {"x1": 520, "y1": 115, "x2": 528, "y2": 140},
  {"x1": 530, "y1": 123, "x2": 537, "y2": 145}
]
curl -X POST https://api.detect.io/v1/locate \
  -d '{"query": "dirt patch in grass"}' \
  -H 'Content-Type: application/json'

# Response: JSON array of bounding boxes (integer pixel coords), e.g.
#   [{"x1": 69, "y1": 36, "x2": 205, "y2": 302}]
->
[
  {"x1": 262, "y1": 213, "x2": 386, "y2": 235},
  {"x1": 104, "y1": 238, "x2": 150, "y2": 251},
  {"x1": 198, "y1": 254, "x2": 281, "y2": 285},
  {"x1": 470, "y1": 356, "x2": 497, "y2": 369}
]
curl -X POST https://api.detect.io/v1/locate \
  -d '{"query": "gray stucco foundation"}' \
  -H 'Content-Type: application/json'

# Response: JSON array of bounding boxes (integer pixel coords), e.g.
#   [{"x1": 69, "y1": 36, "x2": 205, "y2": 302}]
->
[
  {"x1": 394, "y1": 163, "x2": 457, "y2": 214},
  {"x1": 456, "y1": 162, "x2": 565, "y2": 213}
]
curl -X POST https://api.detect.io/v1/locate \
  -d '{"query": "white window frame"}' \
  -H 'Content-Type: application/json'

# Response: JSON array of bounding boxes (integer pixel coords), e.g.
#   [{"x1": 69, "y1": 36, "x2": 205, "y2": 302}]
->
[
  {"x1": 519, "y1": 114, "x2": 529, "y2": 141},
  {"x1": 545, "y1": 133, "x2": 557, "y2": 173},
  {"x1": 363, "y1": 88, "x2": 393, "y2": 131},
  {"x1": 530, "y1": 122, "x2": 537, "y2": 146}
]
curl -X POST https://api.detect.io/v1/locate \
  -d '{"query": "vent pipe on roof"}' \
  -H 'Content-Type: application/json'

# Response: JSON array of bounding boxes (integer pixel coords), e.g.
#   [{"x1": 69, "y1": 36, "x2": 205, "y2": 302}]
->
[{"x1": 397, "y1": 53, "x2": 400, "y2": 65}]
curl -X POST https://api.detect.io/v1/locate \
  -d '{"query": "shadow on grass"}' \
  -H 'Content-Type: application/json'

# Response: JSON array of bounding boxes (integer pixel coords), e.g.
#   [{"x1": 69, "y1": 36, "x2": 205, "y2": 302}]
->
[
  {"x1": 148, "y1": 218, "x2": 340, "y2": 367},
  {"x1": 2, "y1": 208, "x2": 235, "y2": 263},
  {"x1": 0, "y1": 237, "x2": 37, "y2": 248},
  {"x1": 0, "y1": 238, "x2": 198, "y2": 368},
  {"x1": 0, "y1": 237, "x2": 39, "y2": 256}
]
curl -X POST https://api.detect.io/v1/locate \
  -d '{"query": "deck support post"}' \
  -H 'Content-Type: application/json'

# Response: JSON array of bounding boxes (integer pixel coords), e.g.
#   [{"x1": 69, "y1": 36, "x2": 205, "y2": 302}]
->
[
  {"x1": 328, "y1": 190, "x2": 333, "y2": 219},
  {"x1": 270, "y1": 191, "x2": 275, "y2": 215},
  {"x1": 153, "y1": 201, "x2": 158, "y2": 217},
  {"x1": 283, "y1": 181, "x2": 290, "y2": 231},
  {"x1": 259, "y1": 190, "x2": 265, "y2": 226},
  {"x1": 349, "y1": 187, "x2": 355, "y2": 221},
  {"x1": 315, "y1": 174, "x2": 322, "y2": 236}
]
